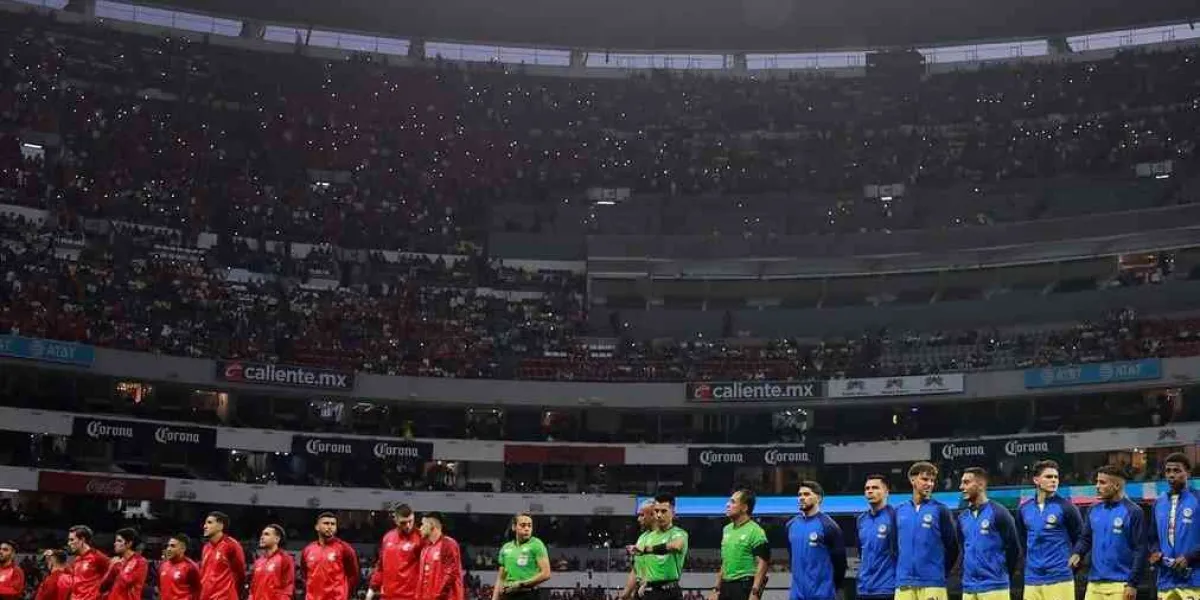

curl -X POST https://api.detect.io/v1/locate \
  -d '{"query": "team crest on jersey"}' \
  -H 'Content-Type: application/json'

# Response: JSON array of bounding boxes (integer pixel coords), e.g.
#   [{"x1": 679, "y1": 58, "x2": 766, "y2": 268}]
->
[
  {"x1": 267, "y1": 564, "x2": 276, "y2": 572},
  {"x1": 1113, "y1": 517, "x2": 1124, "y2": 528},
  {"x1": 1185, "y1": 508, "x2": 1194, "y2": 518},
  {"x1": 922, "y1": 514, "x2": 933, "y2": 523},
  {"x1": 877, "y1": 525, "x2": 888, "y2": 533},
  {"x1": 402, "y1": 543, "x2": 413, "y2": 551},
  {"x1": 980, "y1": 519, "x2": 991, "y2": 531},
  {"x1": 327, "y1": 552, "x2": 337, "y2": 561},
  {"x1": 1047, "y1": 515, "x2": 1058, "y2": 524}
]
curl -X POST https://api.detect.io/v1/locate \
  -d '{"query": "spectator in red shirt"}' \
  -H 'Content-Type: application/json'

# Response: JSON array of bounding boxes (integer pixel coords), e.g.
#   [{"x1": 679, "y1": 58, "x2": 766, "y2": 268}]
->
[
  {"x1": 201, "y1": 511, "x2": 247, "y2": 600},
  {"x1": 368, "y1": 504, "x2": 423, "y2": 600},
  {"x1": 303, "y1": 512, "x2": 359, "y2": 600},
  {"x1": 68, "y1": 525, "x2": 111, "y2": 600},
  {"x1": 417, "y1": 513, "x2": 463, "y2": 600},
  {"x1": 0, "y1": 540, "x2": 25, "y2": 600},
  {"x1": 159, "y1": 534, "x2": 201, "y2": 600},
  {"x1": 35, "y1": 550, "x2": 72, "y2": 600},
  {"x1": 102, "y1": 528, "x2": 148, "y2": 600},
  {"x1": 250, "y1": 525, "x2": 294, "y2": 600}
]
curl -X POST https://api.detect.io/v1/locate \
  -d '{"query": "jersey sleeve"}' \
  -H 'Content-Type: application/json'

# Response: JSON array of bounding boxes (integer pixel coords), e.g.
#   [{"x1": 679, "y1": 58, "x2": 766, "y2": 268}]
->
[
  {"x1": 994, "y1": 504, "x2": 1022, "y2": 575},
  {"x1": 822, "y1": 514, "x2": 847, "y2": 590},
  {"x1": 938, "y1": 504, "x2": 960, "y2": 575},
  {"x1": 1063, "y1": 501, "x2": 1085, "y2": 548},
  {"x1": 1126, "y1": 500, "x2": 1148, "y2": 587}
]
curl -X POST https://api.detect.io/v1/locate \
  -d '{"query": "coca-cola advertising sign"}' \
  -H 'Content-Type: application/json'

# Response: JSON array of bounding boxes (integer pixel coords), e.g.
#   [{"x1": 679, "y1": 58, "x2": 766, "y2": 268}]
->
[
  {"x1": 687, "y1": 445, "x2": 821, "y2": 467},
  {"x1": 292, "y1": 435, "x2": 432, "y2": 462},
  {"x1": 931, "y1": 435, "x2": 1064, "y2": 464},
  {"x1": 38, "y1": 471, "x2": 166, "y2": 500},
  {"x1": 71, "y1": 417, "x2": 215, "y2": 450}
]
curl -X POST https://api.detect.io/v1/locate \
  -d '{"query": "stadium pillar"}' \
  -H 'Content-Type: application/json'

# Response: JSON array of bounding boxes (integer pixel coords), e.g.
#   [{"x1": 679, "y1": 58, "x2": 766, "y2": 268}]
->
[
  {"x1": 408, "y1": 39, "x2": 426, "y2": 60},
  {"x1": 63, "y1": 0, "x2": 95, "y2": 17},
  {"x1": 731, "y1": 52, "x2": 747, "y2": 75},
  {"x1": 240, "y1": 20, "x2": 266, "y2": 40},
  {"x1": 570, "y1": 49, "x2": 588, "y2": 68}
]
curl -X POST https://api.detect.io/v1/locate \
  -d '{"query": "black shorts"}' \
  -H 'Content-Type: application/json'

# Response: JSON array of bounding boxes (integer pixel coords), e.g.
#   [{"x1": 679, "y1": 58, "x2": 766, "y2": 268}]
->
[
  {"x1": 719, "y1": 579, "x2": 755, "y2": 600},
  {"x1": 643, "y1": 581, "x2": 683, "y2": 600},
  {"x1": 504, "y1": 590, "x2": 546, "y2": 600}
]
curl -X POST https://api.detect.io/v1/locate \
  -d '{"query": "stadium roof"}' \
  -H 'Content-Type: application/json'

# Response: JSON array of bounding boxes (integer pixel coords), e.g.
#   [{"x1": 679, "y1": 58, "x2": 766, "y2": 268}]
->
[{"x1": 141, "y1": 0, "x2": 1198, "y2": 51}]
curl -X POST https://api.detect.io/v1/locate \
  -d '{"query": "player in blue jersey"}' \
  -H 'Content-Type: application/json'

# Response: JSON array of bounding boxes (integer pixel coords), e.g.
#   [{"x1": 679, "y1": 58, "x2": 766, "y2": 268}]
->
[
  {"x1": 1071, "y1": 465, "x2": 1147, "y2": 600},
  {"x1": 1020, "y1": 459, "x2": 1083, "y2": 600},
  {"x1": 956, "y1": 467, "x2": 1020, "y2": 600},
  {"x1": 1148, "y1": 453, "x2": 1200, "y2": 600},
  {"x1": 894, "y1": 461, "x2": 958, "y2": 600},
  {"x1": 786, "y1": 481, "x2": 846, "y2": 600},
  {"x1": 856, "y1": 475, "x2": 897, "y2": 600}
]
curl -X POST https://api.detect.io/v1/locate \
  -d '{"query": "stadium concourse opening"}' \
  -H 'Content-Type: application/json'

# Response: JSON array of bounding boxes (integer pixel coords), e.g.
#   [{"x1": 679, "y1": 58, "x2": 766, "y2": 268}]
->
[{"x1": 2, "y1": 2, "x2": 1200, "y2": 600}]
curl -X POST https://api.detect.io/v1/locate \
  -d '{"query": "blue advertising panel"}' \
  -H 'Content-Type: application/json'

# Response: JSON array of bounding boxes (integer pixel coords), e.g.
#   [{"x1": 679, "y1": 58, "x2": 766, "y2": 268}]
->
[
  {"x1": 1023, "y1": 358, "x2": 1162, "y2": 389},
  {"x1": 0, "y1": 334, "x2": 95, "y2": 367}
]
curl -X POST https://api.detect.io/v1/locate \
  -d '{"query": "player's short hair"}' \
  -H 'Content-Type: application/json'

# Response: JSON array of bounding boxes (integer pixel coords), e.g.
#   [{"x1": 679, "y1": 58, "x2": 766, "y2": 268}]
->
[
  {"x1": 114, "y1": 528, "x2": 140, "y2": 548},
  {"x1": 1164, "y1": 453, "x2": 1192, "y2": 472},
  {"x1": 0, "y1": 540, "x2": 16, "y2": 552},
  {"x1": 734, "y1": 488, "x2": 757, "y2": 514},
  {"x1": 68, "y1": 525, "x2": 94, "y2": 542},
  {"x1": 512, "y1": 512, "x2": 533, "y2": 526},
  {"x1": 908, "y1": 461, "x2": 938, "y2": 478},
  {"x1": 392, "y1": 503, "x2": 414, "y2": 517},
  {"x1": 423, "y1": 511, "x2": 446, "y2": 527},
  {"x1": 264, "y1": 524, "x2": 286, "y2": 543},
  {"x1": 1032, "y1": 460, "x2": 1060, "y2": 476},
  {"x1": 963, "y1": 467, "x2": 989, "y2": 481},
  {"x1": 653, "y1": 493, "x2": 676, "y2": 507},
  {"x1": 316, "y1": 511, "x2": 338, "y2": 523},
  {"x1": 206, "y1": 512, "x2": 230, "y2": 528},
  {"x1": 865, "y1": 474, "x2": 891, "y2": 489},
  {"x1": 1096, "y1": 465, "x2": 1128, "y2": 480},
  {"x1": 169, "y1": 534, "x2": 190, "y2": 548},
  {"x1": 799, "y1": 480, "x2": 825, "y2": 497},
  {"x1": 46, "y1": 549, "x2": 68, "y2": 565}
]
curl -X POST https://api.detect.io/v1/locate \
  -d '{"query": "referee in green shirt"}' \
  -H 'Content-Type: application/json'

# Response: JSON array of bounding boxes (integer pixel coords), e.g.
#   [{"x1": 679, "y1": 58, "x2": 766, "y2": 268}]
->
[
  {"x1": 621, "y1": 501, "x2": 658, "y2": 600},
  {"x1": 628, "y1": 494, "x2": 689, "y2": 600},
  {"x1": 492, "y1": 513, "x2": 552, "y2": 600},
  {"x1": 709, "y1": 489, "x2": 770, "y2": 600}
]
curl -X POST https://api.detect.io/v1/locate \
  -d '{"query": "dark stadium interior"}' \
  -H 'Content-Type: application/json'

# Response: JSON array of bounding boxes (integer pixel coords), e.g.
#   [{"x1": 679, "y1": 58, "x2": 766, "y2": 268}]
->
[{"x1": 3, "y1": 1, "x2": 1200, "y2": 600}]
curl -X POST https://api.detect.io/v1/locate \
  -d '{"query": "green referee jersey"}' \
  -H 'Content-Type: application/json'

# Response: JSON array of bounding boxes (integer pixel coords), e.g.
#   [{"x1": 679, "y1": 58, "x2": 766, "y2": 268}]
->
[
  {"x1": 498, "y1": 536, "x2": 548, "y2": 584},
  {"x1": 720, "y1": 519, "x2": 767, "y2": 581},
  {"x1": 633, "y1": 530, "x2": 652, "y2": 580},
  {"x1": 641, "y1": 525, "x2": 689, "y2": 582}
]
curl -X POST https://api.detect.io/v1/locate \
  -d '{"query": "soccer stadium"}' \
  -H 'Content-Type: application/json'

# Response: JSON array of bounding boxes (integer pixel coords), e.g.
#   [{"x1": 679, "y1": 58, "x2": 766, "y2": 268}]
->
[{"x1": 0, "y1": 0, "x2": 1199, "y2": 599}]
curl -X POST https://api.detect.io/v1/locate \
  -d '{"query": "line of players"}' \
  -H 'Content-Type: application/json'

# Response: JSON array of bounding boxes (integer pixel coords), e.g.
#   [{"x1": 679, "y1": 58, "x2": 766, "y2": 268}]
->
[
  {"x1": 0, "y1": 505, "x2": 554, "y2": 600},
  {"x1": 695, "y1": 457, "x2": 1200, "y2": 600}
]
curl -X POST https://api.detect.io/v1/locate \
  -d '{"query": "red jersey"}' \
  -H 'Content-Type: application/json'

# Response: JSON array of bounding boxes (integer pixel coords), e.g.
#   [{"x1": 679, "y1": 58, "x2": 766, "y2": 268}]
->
[
  {"x1": 201, "y1": 535, "x2": 246, "y2": 600},
  {"x1": 0, "y1": 563, "x2": 25, "y2": 599},
  {"x1": 368, "y1": 530, "x2": 423, "y2": 600},
  {"x1": 302, "y1": 539, "x2": 359, "y2": 600},
  {"x1": 416, "y1": 536, "x2": 462, "y2": 600},
  {"x1": 35, "y1": 570, "x2": 72, "y2": 600},
  {"x1": 159, "y1": 557, "x2": 202, "y2": 600},
  {"x1": 102, "y1": 554, "x2": 148, "y2": 600},
  {"x1": 72, "y1": 548, "x2": 112, "y2": 600},
  {"x1": 249, "y1": 550, "x2": 295, "y2": 600}
]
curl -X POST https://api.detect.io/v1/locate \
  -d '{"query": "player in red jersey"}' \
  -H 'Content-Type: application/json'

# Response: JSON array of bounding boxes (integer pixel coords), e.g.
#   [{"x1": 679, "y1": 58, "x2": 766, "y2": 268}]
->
[
  {"x1": 68, "y1": 525, "x2": 111, "y2": 600},
  {"x1": 35, "y1": 550, "x2": 72, "y2": 600},
  {"x1": 201, "y1": 511, "x2": 247, "y2": 600},
  {"x1": 159, "y1": 534, "x2": 202, "y2": 600},
  {"x1": 102, "y1": 528, "x2": 149, "y2": 600},
  {"x1": 250, "y1": 525, "x2": 295, "y2": 600},
  {"x1": 0, "y1": 540, "x2": 25, "y2": 600},
  {"x1": 367, "y1": 504, "x2": 423, "y2": 600},
  {"x1": 303, "y1": 513, "x2": 360, "y2": 600},
  {"x1": 417, "y1": 513, "x2": 463, "y2": 600}
]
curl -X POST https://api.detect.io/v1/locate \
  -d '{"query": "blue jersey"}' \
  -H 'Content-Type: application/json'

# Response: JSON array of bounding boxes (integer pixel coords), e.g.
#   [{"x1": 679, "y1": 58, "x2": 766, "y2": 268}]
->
[
  {"x1": 856, "y1": 506, "x2": 898, "y2": 597},
  {"x1": 1149, "y1": 489, "x2": 1200, "y2": 591},
  {"x1": 786, "y1": 512, "x2": 846, "y2": 600},
  {"x1": 895, "y1": 499, "x2": 958, "y2": 588},
  {"x1": 1020, "y1": 495, "x2": 1083, "y2": 586},
  {"x1": 1075, "y1": 498, "x2": 1147, "y2": 586},
  {"x1": 957, "y1": 500, "x2": 1021, "y2": 593}
]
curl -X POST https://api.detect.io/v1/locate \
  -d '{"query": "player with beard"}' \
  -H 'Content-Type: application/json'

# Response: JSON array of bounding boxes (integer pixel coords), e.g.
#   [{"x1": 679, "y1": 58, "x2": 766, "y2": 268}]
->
[
  {"x1": 786, "y1": 482, "x2": 846, "y2": 600},
  {"x1": 304, "y1": 512, "x2": 360, "y2": 600},
  {"x1": 101, "y1": 528, "x2": 148, "y2": 600},
  {"x1": 417, "y1": 512, "x2": 463, "y2": 600},
  {"x1": 67, "y1": 525, "x2": 111, "y2": 600},
  {"x1": 35, "y1": 550, "x2": 72, "y2": 600},
  {"x1": 0, "y1": 540, "x2": 24, "y2": 600},
  {"x1": 1020, "y1": 460, "x2": 1083, "y2": 600},
  {"x1": 894, "y1": 462, "x2": 958, "y2": 600},
  {"x1": 956, "y1": 468, "x2": 1020, "y2": 600},
  {"x1": 159, "y1": 534, "x2": 201, "y2": 600},
  {"x1": 856, "y1": 475, "x2": 897, "y2": 600},
  {"x1": 1071, "y1": 466, "x2": 1147, "y2": 600},
  {"x1": 250, "y1": 525, "x2": 295, "y2": 600},
  {"x1": 1148, "y1": 453, "x2": 1200, "y2": 600},
  {"x1": 200, "y1": 512, "x2": 246, "y2": 600},
  {"x1": 368, "y1": 504, "x2": 424, "y2": 600},
  {"x1": 620, "y1": 501, "x2": 657, "y2": 600},
  {"x1": 493, "y1": 513, "x2": 552, "y2": 600}
]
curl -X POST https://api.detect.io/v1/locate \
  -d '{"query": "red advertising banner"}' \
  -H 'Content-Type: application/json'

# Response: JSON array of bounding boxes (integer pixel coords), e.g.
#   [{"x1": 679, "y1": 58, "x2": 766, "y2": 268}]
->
[
  {"x1": 38, "y1": 471, "x2": 166, "y2": 500},
  {"x1": 503, "y1": 444, "x2": 625, "y2": 465}
]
